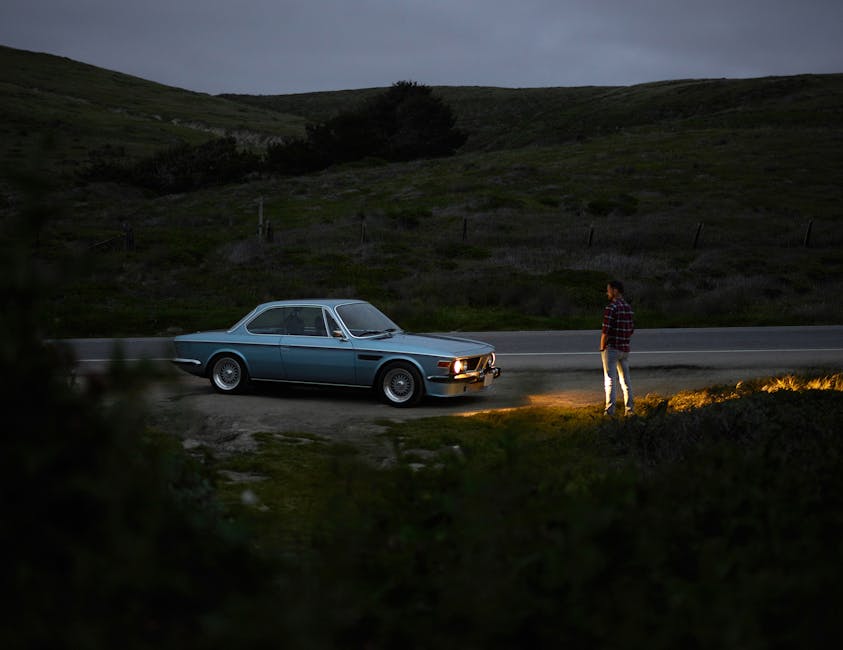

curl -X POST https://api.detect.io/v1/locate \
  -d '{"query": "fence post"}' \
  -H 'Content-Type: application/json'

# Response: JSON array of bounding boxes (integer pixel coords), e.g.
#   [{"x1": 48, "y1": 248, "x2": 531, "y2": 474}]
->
[
  {"x1": 358, "y1": 211, "x2": 367, "y2": 244},
  {"x1": 122, "y1": 222, "x2": 134, "y2": 250},
  {"x1": 803, "y1": 219, "x2": 814, "y2": 248},
  {"x1": 693, "y1": 222, "x2": 704, "y2": 249}
]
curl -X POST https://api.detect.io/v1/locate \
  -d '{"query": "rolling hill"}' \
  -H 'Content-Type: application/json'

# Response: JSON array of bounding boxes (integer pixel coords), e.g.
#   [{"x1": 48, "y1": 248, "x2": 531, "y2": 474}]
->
[{"x1": 1, "y1": 44, "x2": 841, "y2": 336}]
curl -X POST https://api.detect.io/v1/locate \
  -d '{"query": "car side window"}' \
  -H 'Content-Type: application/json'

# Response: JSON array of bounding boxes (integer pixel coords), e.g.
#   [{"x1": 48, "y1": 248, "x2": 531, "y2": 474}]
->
[
  {"x1": 289, "y1": 306, "x2": 325, "y2": 336},
  {"x1": 326, "y1": 312, "x2": 342, "y2": 337},
  {"x1": 282, "y1": 308, "x2": 305, "y2": 335},
  {"x1": 312, "y1": 308, "x2": 328, "y2": 336},
  {"x1": 247, "y1": 306, "x2": 331, "y2": 336},
  {"x1": 246, "y1": 308, "x2": 286, "y2": 334}
]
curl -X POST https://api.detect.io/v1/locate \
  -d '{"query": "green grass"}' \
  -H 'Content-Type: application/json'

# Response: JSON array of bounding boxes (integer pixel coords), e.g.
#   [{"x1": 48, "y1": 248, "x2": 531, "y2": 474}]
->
[
  {"x1": 176, "y1": 372, "x2": 843, "y2": 647},
  {"x1": 0, "y1": 45, "x2": 306, "y2": 180},
  {"x1": 2, "y1": 45, "x2": 842, "y2": 336}
]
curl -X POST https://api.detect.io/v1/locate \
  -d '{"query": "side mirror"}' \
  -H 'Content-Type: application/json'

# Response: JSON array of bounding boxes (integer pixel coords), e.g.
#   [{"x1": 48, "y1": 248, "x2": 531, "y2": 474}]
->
[{"x1": 332, "y1": 329, "x2": 347, "y2": 340}]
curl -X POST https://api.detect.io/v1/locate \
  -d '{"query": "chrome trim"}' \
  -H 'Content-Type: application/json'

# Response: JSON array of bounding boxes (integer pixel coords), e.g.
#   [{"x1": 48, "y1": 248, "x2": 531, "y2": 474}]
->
[
  {"x1": 427, "y1": 366, "x2": 501, "y2": 383},
  {"x1": 172, "y1": 358, "x2": 202, "y2": 366},
  {"x1": 251, "y1": 378, "x2": 366, "y2": 389}
]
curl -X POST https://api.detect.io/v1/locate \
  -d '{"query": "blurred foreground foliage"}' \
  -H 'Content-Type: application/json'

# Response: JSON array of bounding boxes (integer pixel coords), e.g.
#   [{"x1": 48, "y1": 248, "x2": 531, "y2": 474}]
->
[
  {"x1": 3, "y1": 168, "x2": 842, "y2": 648},
  {"x1": 1, "y1": 173, "x2": 272, "y2": 649}
]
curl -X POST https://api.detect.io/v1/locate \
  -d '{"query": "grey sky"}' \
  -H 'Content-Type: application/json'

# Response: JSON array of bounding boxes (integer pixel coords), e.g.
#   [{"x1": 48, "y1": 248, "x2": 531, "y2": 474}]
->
[{"x1": 2, "y1": 0, "x2": 842, "y2": 95}]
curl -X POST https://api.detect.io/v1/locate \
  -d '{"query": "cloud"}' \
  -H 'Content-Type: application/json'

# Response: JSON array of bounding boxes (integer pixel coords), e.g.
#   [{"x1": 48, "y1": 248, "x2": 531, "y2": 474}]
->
[{"x1": 1, "y1": 0, "x2": 841, "y2": 94}]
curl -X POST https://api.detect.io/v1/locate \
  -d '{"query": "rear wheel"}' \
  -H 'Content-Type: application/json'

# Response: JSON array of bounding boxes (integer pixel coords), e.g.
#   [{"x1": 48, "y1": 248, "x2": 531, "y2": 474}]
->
[
  {"x1": 378, "y1": 362, "x2": 423, "y2": 407},
  {"x1": 210, "y1": 355, "x2": 248, "y2": 394}
]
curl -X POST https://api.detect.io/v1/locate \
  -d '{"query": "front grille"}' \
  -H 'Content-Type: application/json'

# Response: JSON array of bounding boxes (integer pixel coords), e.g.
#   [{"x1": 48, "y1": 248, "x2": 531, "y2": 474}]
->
[{"x1": 463, "y1": 356, "x2": 487, "y2": 372}]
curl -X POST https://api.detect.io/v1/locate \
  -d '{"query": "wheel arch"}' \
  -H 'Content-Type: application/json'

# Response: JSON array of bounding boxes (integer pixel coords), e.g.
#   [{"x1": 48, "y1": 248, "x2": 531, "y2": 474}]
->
[
  {"x1": 372, "y1": 355, "x2": 427, "y2": 389},
  {"x1": 205, "y1": 349, "x2": 251, "y2": 379},
  {"x1": 374, "y1": 357, "x2": 428, "y2": 407}
]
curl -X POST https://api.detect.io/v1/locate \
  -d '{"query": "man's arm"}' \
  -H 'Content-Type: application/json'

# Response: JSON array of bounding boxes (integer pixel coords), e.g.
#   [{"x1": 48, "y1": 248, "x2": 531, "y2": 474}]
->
[{"x1": 600, "y1": 303, "x2": 612, "y2": 351}]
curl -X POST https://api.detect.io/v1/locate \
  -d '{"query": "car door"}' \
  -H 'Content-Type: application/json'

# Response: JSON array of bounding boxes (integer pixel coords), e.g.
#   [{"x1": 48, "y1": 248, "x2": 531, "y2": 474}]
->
[
  {"x1": 279, "y1": 307, "x2": 358, "y2": 385},
  {"x1": 242, "y1": 307, "x2": 288, "y2": 380}
]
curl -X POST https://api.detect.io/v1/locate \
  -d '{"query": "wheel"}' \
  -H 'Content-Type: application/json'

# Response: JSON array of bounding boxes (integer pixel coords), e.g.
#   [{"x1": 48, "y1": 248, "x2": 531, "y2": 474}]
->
[
  {"x1": 378, "y1": 362, "x2": 423, "y2": 407},
  {"x1": 210, "y1": 355, "x2": 248, "y2": 394}
]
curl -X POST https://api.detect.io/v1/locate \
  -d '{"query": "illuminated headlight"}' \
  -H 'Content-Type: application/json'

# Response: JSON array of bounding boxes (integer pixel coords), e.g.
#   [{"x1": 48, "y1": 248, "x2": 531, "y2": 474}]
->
[{"x1": 437, "y1": 359, "x2": 464, "y2": 375}]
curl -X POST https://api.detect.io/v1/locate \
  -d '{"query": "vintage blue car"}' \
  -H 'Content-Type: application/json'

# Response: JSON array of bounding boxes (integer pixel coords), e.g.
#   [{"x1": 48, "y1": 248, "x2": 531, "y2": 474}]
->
[{"x1": 172, "y1": 299, "x2": 501, "y2": 407}]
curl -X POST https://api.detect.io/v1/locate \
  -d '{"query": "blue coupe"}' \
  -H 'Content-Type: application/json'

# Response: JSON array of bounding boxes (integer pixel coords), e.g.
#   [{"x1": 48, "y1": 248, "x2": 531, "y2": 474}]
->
[{"x1": 172, "y1": 299, "x2": 502, "y2": 407}]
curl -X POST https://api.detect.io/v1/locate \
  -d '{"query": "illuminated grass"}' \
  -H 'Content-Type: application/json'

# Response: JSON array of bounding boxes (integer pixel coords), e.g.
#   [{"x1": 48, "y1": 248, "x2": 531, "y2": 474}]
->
[
  {"x1": 760, "y1": 372, "x2": 843, "y2": 393},
  {"x1": 643, "y1": 371, "x2": 843, "y2": 413}
]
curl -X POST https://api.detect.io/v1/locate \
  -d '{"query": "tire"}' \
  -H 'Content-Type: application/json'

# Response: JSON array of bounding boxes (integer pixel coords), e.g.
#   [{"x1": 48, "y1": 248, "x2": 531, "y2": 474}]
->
[
  {"x1": 378, "y1": 362, "x2": 423, "y2": 407},
  {"x1": 210, "y1": 355, "x2": 248, "y2": 394}
]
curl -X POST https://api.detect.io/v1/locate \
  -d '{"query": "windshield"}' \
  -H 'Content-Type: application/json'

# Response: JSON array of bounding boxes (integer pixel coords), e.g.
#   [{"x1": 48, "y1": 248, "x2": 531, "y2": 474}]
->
[{"x1": 336, "y1": 302, "x2": 401, "y2": 337}]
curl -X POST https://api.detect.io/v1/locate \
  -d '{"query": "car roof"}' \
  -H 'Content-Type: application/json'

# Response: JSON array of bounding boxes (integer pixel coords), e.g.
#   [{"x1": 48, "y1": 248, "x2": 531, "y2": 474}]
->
[{"x1": 254, "y1": 298, "x2": 367, "y2": 310}]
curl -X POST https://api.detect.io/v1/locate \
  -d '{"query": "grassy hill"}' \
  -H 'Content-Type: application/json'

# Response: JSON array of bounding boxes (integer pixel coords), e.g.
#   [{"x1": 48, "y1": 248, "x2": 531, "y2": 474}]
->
[
  {"x1": 0, "y1": 45, "x2": 306, "y2": 177},
  {"x1": 1, "y1": 45, "x2": 841, "y2": 336},
  {"x1": 225, "y1": 74, "x2": 843, "y2": 151}
]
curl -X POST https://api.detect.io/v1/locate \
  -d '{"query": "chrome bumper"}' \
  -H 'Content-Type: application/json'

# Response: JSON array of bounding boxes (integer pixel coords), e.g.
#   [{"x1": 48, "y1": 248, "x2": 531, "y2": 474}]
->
[{"x1": 426, "y1": 366, "x2": 502, "y2": 397}]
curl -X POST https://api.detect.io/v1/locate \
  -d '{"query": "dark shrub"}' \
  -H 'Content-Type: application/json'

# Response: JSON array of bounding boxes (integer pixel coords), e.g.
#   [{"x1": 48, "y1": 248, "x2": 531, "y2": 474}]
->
[{"x1": 265, "y1": 81, "x2": 467, "y2": 175}]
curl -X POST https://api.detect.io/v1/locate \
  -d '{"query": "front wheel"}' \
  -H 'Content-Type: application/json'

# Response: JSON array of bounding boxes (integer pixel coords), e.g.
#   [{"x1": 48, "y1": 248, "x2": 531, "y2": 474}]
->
[
  {"x1": 378, "y1": 362, "x2": 423, "y2": 407},
  {"x1": 210, "y1": 355, "x2": 248, "y2": 394}
]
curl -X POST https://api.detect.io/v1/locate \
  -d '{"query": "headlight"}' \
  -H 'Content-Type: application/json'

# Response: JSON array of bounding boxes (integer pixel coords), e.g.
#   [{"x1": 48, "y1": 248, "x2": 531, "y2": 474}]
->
[
  {"x1": 489, "y1": 352, "x2": 496, "y2": 367},
  {"x1": 437, "y1": 359, "x2": 463, "y2": 374}
]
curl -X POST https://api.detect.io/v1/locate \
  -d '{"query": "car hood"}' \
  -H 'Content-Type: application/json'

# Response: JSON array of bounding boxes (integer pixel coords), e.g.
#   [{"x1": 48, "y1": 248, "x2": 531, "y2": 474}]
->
[{"x1": 363, "y1": 332, "x2": 494, "y2": 357}]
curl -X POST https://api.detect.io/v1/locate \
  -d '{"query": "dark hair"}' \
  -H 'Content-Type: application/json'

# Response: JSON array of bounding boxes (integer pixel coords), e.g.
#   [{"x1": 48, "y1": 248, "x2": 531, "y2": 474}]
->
[{"x1": 608, "y1": 279, "x2": 625, "y2": 294}]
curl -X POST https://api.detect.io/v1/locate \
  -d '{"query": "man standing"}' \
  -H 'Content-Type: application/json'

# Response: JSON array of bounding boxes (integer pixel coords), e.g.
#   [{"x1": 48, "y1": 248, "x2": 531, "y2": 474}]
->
[{"x1": 600, "y1": 280, "x2": 634, "y2": 416}]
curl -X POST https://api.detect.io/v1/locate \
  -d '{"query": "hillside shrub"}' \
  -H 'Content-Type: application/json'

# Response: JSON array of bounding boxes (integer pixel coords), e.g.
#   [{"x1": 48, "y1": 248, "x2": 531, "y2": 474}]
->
[
  {"x1": 586, "y1": 193, "x2": 639, "y2": 216},
  {"x1": 265, "y1": 81, "x2": 467, "y2": 174},
  {"x1": 83, "y1": 137, "x2": 261, "y2": 194}
]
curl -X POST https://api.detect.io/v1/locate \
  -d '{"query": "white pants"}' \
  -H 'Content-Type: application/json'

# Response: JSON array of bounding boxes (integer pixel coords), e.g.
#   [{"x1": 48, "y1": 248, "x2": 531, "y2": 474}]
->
[{"x1": 601, "y1": 348, "x2": 633, "y2": 415}]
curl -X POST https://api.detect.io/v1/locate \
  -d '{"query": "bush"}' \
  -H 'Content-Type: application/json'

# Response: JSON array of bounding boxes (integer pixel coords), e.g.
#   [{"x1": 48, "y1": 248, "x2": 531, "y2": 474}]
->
[
  {"x1": 83, "y1": 137, "x2": 261, "y2": 193},
  {"x1": 265, "y1": 81, "x2": 467, "y2": 174}
]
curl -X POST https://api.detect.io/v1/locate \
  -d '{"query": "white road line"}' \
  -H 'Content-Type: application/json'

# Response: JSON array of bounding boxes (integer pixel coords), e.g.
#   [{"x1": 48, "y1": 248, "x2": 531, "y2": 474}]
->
[
  {"x1": 498, "y1": 348, "x2": 843, "y2": 356},
  {"x1": 76, "y1": 358, "x2": 172, "y2": 363}
]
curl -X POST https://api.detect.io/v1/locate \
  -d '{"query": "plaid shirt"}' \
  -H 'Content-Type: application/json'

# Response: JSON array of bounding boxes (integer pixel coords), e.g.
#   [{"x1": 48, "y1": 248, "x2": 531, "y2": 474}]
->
[{"x1": 602, "y1": 298, "x2": 634, "y2": 352}]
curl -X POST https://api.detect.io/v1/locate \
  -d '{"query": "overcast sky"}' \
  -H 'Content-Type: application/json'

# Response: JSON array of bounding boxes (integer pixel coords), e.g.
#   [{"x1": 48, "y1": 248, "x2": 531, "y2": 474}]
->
[{"x1": 2, "y1": 0, "x2": 842, "y2": 95}]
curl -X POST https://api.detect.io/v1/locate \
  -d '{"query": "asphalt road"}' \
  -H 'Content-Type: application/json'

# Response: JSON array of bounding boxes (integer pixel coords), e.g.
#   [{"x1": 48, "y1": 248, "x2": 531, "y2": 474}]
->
[
  {"x1": 60, "y1": 326, "x2": 842, "y2": 458},
  {"x1": 65, "y1": 325, "x2": 843, "y2": 373}
]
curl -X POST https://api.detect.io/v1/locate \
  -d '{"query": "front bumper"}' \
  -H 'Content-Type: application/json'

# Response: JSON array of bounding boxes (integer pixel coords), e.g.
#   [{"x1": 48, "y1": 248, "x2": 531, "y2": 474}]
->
[{"x1": 426, "y1": 366, "x2": 502, "y2": 398}]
